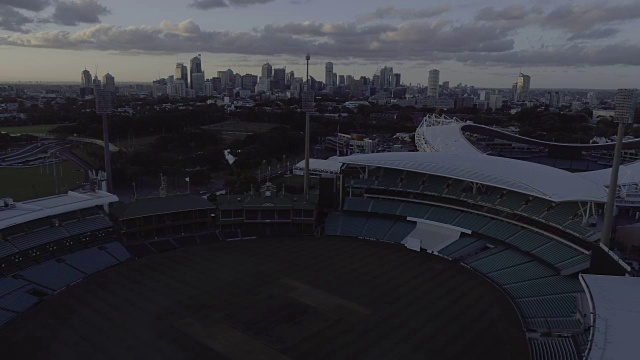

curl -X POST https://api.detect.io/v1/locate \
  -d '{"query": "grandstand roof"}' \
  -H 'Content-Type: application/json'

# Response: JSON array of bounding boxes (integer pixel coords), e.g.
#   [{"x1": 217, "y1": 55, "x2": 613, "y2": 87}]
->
[
  {"x1": 294, "y1": 159, "x2": 344, "y2": 173},
  {"x1": 0, "y1": 190, "x2": 118, "y2": 230},
  {"x1": 576, "y1": 160, "x2": 640, "y2": 187},
  {"x1": 112, "y1": 195, "x2": 214, "y2": 220},
  {"x1": 339, "y1": 152, "x2": 608, "y2": 202},
  {"x1": 580, "y1": 274, "x2": 640, "y2": 360},
  {"x1": 417, "y1": 120, "x2": 484, "y2": 154}
]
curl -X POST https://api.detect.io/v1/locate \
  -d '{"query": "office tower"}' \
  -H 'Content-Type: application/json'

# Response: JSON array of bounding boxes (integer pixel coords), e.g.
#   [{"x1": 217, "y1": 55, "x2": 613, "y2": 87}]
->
[
  {"x1": 338, "y1": 75, "x2": 345, "y2": 86},
  {"x1": 286, "y1": 71, "x2": 295, "y2": 87},
  {"x1": 210, "y1": 77, "x2": 222, "y2": 93},
  {"x1": 174, "y1": 79, "x2": 186, "y2": 97},
  {"x1": 273, "y1": 67, "x2": 286, "y2": 91},
  {"x1": 372, "y1": 74, "x2": 380, "y2": 89},
  {"x1": 392, "y1": 73, "x2": 401, "y2": 88},
  {"x1": 218, "y1": 69, "x2": 234, "y2": 88},
  {"x1": 241, "y1": 74, "x2": 258, "y2": 91},
  {"x1": 489, "y1": 94, "x2": 503, "y2": 110},
  {"x1": 512, "y1": 82, "x2": 518, "y2": 101},
  {"x1": 152, "y1": 78, "x2": 167, "y2": 98},
  {"x1": 102, "y1": 73, "x2": 116, "y2": 94},
  {"x1": 333, "y1": 73, "x2": 337, "y2": 88},
  {"x1": 428, "y1": 69, "x2": 440, "y2": 98},
  {"x1": 261, "y1": 63, "x2": 272, "y2": 79},
  {"x1": 588, "y1": 92, "x2": 598, "y2": 106},
  {"x1": 441, "y1": 81, "x2": 450, "y2": 91},
  {"x1": 175, "y1": 63, "x2": 188, "y2": 88},
  {"x1": 189, "y1": 54, "x2": 202, "y2": 89},
  {"x1": 92, "y1": 74, "x2": 101, "y2": 87},
  {"x1": 380, "y1": 66, "x2": 394, "y2": 89},
  {"x1": 345, "y1": 75, "x2": 354, "y2": 86},
  {"x1": 81, "y1": 69, "x2": 92, "y2": 87},
  {"x1": 192, "y1": 72, "x2": 205, "y2": 95},
  {"x1": 325, "y1": 62, "x2": 334, "y2": 89},
  {"x1": 255, "y1": 77, "x2": 271, "y2": 92},
  {"x1": 516, "y1": 72, "x2": 531, "y2": 101},
  {"x1": 203, "y1": 80, "x2": 214, "y2": 96}
]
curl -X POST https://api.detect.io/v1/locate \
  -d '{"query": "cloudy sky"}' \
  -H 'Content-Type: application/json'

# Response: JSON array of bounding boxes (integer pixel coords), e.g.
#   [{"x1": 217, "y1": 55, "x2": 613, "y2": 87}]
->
[{"x1": 1, "y1": 0, "x2": 640, "y2": 88}]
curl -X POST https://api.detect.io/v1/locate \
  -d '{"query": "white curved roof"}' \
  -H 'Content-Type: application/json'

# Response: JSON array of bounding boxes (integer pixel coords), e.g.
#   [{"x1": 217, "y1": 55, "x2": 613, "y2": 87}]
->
[
  {"x1": 577, "y1": 160, "x2": 640, "y2": 187},
  {"x1": 339, "y1": 152, "x2": 608, "y2": 202},
  {"x1": 581, "y1": 274, "x2": 640, "y2": 360},
  {"x1": 417, "y1": 120, "x2": 483, "y2": 155},
  {"x1": 0, "y1": 190, "x2": 118, "y2": 230}
]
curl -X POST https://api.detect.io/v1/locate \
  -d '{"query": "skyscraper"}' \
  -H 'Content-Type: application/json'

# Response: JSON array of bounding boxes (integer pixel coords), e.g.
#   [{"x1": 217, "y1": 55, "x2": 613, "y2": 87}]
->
[
  {"x1": 102, "y1": 73, "x2": 116, "y2": 93},
  {"x1": 218, "y1": 69, "x2": 234, "y2": 88},
  {"x1": 261, "y1": 63, "x2": 272, "y2": 79},
  {"x1": 380, "y1": 66, "x2": 394, "y2": 89},
  {"x1": 588, "y1": 92, "x2": 598, "y2": 107},
  {"x1": 174, "y1": 79, "x2": 186, "y2": 97},
  {"x1": 189, "y1": 55, "x2": 202, "y2": 89},
  {"x1": 175, "y1": 63, "x2": 188, "y2": 89},
  {"x1": 516, "y1": 72, "x2": 531, "y2": 102},
  {"x1": 345, "y1": 75, "x2": 354, "y2": 86},
  {"x1": 191, "y1": 72, "x2": 205, "y2": 95},
  {"x1": 392, "y1": 73, "x2": 401, "y2": 88},
  {"x1": 325, "y1": 62, "x2": 334, "y2": 90},
  {"x1": 338, "y1": 75, "x2": 345, "y2": 86},
  {"x1": 81, "y1": 69, "x2": 92, "y2": 87},
  {"x1": 273, "y1": 67, "x2": 286, "y2": 91},
  {"x1": 428, "y1": 69, "x2": 440, "y2": 98}
]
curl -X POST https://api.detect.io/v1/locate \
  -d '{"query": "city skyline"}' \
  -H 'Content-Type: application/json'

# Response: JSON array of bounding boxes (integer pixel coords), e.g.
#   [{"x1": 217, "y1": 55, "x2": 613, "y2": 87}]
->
[{"x1": 1, "y1": 0, "x2": 640, "y2": 88}]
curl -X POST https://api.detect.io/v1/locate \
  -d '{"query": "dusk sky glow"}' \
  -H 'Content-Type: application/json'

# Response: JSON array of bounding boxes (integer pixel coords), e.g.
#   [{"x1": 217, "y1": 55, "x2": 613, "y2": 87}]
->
[{"x1": 1, "y1": 0, "x2": 640, "y2": 88}]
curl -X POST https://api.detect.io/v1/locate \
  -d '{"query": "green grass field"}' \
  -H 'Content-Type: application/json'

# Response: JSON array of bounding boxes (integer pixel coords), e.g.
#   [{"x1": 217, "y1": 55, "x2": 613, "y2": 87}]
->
[
  {"x1": 0, "y1": 124, "x2": 67, "y2": 135},
  {"x1": 0, "y1": 161, "x2": 85, "y2": 201}
]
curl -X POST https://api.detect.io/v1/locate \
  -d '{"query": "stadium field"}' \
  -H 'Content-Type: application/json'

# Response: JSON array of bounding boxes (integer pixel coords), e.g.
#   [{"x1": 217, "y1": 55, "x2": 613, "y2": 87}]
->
[
  {"x1": 0, "y1": 237, "x2": 528, "y2": 359},
  {"x1": 0, "y1": 124, "x2": 65, "y2": 135},
  {"x1": 0, "y1": 161, "x2": 84, "y2": 201}
]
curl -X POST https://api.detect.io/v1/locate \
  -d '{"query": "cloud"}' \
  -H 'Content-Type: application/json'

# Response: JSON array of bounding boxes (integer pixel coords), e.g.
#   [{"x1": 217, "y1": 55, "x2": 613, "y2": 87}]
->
[
  {"x1": 0, "y1": 6, "x2": 34, "y2": 32},
  {"x1": 0, "y1": 18, "x2": 518, "y2": 62},
  {"x1": 567, "y1": 27, "x2": 620, "y2": 41},
  {"x1": 456, "y1": 43, "x2": 640, "y2": 67},
  {"x1": 358, "y1": 5, "x2": 450, "y2": 23},
  {"x1": 50, "y1": 0, "x2": 110, "y2": 26},
  {"x1": 544, "y1": 2, "x2": 640, "y2": 33},
  {"x1": 189, "y1": 0, "x2": 275, "y2": 10},
  {"x1": 0, "y1": 0, "x2": 50, "y2": 12},
  {"x1": 476, "y1": 5, "x2": 540, "y2": 21}
]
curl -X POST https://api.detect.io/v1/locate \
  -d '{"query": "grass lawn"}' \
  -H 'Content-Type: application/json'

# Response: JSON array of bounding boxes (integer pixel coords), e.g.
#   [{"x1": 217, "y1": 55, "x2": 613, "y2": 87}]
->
[
  {"x1": 0, "y1": 161, "x2": 85, "y2": 201},
  {"x1": 0, "y1": 124, "x2": 67, "y2": 135}
]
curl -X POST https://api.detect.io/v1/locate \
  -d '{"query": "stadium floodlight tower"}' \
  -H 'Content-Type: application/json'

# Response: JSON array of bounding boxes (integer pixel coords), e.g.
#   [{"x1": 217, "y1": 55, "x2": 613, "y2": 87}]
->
[
  {"x1": 302, "y1": 53, "x2": 314, "y2": 201},
  {"x1": 95, "y1": 87, "x2": 114, "y2": 193},
  {"x1": 601, "y1": 88, "x2": 637, "y2": 248}
]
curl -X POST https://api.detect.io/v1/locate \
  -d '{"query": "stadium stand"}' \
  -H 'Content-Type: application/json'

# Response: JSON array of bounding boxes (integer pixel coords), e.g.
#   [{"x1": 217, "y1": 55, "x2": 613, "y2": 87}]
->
[
  {"x1": 63, "y1": 216, "x2": 113, "y2": 236},
  {"x1": 0, "y1": 242, "x2": 131, "y2": 329},
  {"x1": 515, "y1": 295, "x2": 577, "y2": 319},
  {"x1": 529, "y1": 338, "x2": 579, "y2": 360},
  {"x1": 383, "y1": 221, "x2": 416, "y2": 243}
]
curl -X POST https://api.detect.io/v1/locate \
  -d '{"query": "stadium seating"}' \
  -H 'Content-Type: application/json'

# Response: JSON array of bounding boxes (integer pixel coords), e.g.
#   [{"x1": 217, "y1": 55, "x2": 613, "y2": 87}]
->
[
  {"x1": 8, "y1": 227, "x2": 69, "y2": 251},
  {"x1": 504, "y1": 276, "x2": 584, "y2": 299},
  {"x1": 452, "y1": 213, "x2": 493, "y2": 232},
  {"x1": 63, "y1": 216, "x2": 113, "y2": 236},
  {"x1": 0, "y1": 309, "x2": 15, "y2": 327},
  {"x1": 425, "y1": 207, "x2": 461, "y2": 224},
  {"x1": 542, "y1": 203, "x2": 580, "y2": 226},
  {"x1": 532, "y1": 242, "x2": 586, "y2": 267},
  {"x1": 515, "y1": 294, "x2": 577, "y2": 318},
  {"x1": 0, "y1": 289, "x2": 41, "y2": 312},
  {"x1": 61, "y1": 247, "x2": 120, "y2": 274},
  {"x1": 422, "y1": 175, "x2": 449, "y2": 195},
  {"x1": 529, "y1": 338, "x2": 579, "y2": 360},
  {"x1": 340, "y1": 214, "x2": 368, "y2": 237},
  {"x1": 17, "y1": 260, "x2": 85, "y2": 291},
  {"x1": 478, "y1": 220, "x2": 521, "y2": 241},
  {"x1": 101, "y1": 242, "x2": 133, "y2": 262},
  {"x1": 486, "y1": 261, "x2": 557, "y2": 286},
  {"x1": 344, "y1": 197, "x2": 372, "y2": 212},
  {"x1": 0, "y1": 277, "x2": 29, "y2": 297},
  {"x1": 383, "y1": 221, "x2": 416, "y2": 243},
  {"x1": 438, "y1": 236, "x2": 481, "y2": 257},
  {"x1": 399, "y1": 172, "x2": 424, "y2": 191},
  {"x1": 370, "y1": 199, "x2": 402, "y2": 216},
  {"x1": 506, "y1": 230, "x2": 551, "y2": 252},
  {"x1": 397, "y1": 202, "x2": 432, "y2": 218},
  {"x1": 467, "y1": 249, "x2": 532, "y2": 273},
  {"x1": 0, "y1": 242, "x2": 18, "y2": 258},
  {"x1": 497, "y1": 192, "x2": 529, "y2": 211},
  {"x1": 361, "y1": 218, "x2": 395, "y2": 240},
  {"x1": 325, "y1": 213, "x2": 341, "y2": 236},
  {"x1": 519, "y1": 198, "x2": 553, "y2": 217}
]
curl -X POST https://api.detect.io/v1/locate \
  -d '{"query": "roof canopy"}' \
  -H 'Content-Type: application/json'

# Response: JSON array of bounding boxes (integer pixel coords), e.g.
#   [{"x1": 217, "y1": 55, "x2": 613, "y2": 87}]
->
[
  {"x1": 0, "y1": 190, "x2": 118, "y2": 230},
  {"x1": 581, "y1": 274, "x2": 640, "y2": 360},
  {"x1": 113, "y1": 195, "x2": 214, "y2": 220},
  {"x1": 339, "y1": 152, "x2": 608, "y2": 202}
]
